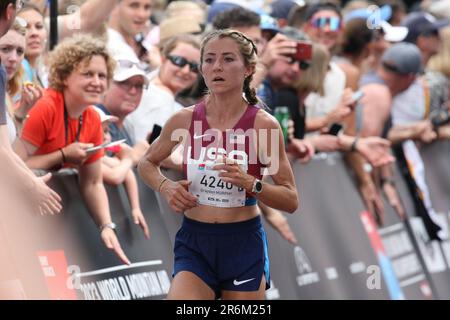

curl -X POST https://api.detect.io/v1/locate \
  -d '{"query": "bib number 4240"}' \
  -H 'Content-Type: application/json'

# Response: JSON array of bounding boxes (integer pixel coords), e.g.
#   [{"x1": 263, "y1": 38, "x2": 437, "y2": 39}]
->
[{"x1": 200, "y1": 175, "x2": 244, "y2": 192}]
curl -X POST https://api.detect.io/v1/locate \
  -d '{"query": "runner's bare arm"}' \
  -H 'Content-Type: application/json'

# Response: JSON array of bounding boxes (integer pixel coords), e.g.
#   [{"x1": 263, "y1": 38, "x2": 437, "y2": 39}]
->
[
  {"x1": 137, "y1": 108, "x2": 192, "y2": 191},
  {"x1": 255, "y1": 111, "x2": 299, "y2": 213}
]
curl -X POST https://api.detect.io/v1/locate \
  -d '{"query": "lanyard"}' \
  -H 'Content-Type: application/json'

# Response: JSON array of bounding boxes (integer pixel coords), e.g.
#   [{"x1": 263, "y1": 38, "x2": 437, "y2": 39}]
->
[{"x1": 64, "y1": 102, "x2": 83, "y2": 145}]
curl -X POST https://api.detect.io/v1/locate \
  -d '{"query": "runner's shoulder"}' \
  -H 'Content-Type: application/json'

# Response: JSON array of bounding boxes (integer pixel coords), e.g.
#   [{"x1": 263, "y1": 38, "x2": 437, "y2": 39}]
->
[
  {"x1": 165, "y1": 106, "x2": 194, "y2": 131},
  {"x1": 254, "y1": 108, "x2": 280, "y2": 130}
]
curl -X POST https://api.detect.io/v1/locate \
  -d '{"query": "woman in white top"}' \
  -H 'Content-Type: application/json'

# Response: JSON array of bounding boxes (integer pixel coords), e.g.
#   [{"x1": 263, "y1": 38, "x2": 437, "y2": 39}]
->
[{"x1": 125, "y1": 34, "x2": 201, "y2": 144}]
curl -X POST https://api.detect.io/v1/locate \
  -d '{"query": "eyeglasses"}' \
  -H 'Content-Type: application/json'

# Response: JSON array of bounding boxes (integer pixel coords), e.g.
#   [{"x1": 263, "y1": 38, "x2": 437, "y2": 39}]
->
[
  {"x1": 167, "y1": 55, "x2": 199, "y2": 74},
  {"x1": 310, "y1": 17, "x2": 341, "y2": 32},
  {"x1": 117, "y1": 59, "x2": 149, "y2": 72},
  {"x1": 114, "y1": 80, "x2": 148, "y2": 92}
]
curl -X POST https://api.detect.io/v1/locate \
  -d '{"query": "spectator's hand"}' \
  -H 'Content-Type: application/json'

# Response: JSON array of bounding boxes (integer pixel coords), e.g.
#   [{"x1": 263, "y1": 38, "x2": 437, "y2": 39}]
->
[
  {"x1": 287, "y1": 138, "x2": 315, "y2": 163},
  {"x1": 101, "y1": 228, "x2": 131, "y2": 265},
  {"x1": 18, "y1": 82, "x2": 43, "y2": 115},
  {"x1": 323, "y1": 106, "x2": 352, "y2": 129},
  {"x1": 359, "y1": 179, "x2": 385, "y2": 226},
  {"x1": 262, "y1": 207, "x2": 297, "y2": 245},
  {"x1": 309, "y1": 134, "x2": 340, "y2": 152},
  {"x1": 340, "y1": 88, "x2": 358, "y2": 110},
  {"x1": 322, "y1": 88, "x2": 354, "y2": 130},
  {"x1": 161, "y1": 180, "x2": 198, "y2": 213},
  {"x1": 382, "y1": 182, "x2": 406, "y2": 220},
  {"x1": 437, "y1": 124, "x2": 450, "y2": 139},
  {"x1": 356, "y1": 137, "x2": 395, "y2": 167},
  {"x1": 132, "y1": 141, "x2": 149, "y2": 166},
  {"x1": 416, "y1": 120, "x2": 437, "y2": 143},
  {"x1": 62, "y1": 142, "x2": 94, "y2": 165},
  {"x1": 33, "y1": 173, "x2": 62, "y2": 215},
  {"x1": 288, "y1": 119, "x2": 295, "y2": 141},
  {"x1": 131, "y1": 208, "x2": 150, "y2": 239},
  {"x1": 116, "y1": 143, "x2": 134, "y2": 160},
  {"x1": 259, "y1": 33, "x2": 297, "y2": 67}
]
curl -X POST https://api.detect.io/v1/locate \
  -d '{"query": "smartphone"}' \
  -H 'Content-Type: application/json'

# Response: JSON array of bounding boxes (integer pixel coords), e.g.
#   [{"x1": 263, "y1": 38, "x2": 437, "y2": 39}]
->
[
  {"x1": 294, "y1": 41, "x2": 312, "y2": 61},
  {"x1": 85, "y1": 139, "x2": 126, "y2": 153},
  {"x1": 328, "y1": 123, "x2": 343, "y2": 136},
  {"x1": 350, "y1": 90, "x2": 364, "y2": 104},
  {"x1": 147, "y1": 124, "x2": 162, "y2": 144}
]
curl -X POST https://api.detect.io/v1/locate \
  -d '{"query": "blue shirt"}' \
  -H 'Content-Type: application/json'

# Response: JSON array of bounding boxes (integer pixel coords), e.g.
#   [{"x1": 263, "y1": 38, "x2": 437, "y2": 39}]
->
[{"x1": 96, "y1": 104, "x2": 134, "y2": 146}]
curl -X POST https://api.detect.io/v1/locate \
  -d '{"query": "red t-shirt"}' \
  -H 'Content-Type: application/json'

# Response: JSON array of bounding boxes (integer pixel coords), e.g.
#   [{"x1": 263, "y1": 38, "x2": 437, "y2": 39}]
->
[{"x1": 21, "y1": 88, "x2": 104, "y2": 167}]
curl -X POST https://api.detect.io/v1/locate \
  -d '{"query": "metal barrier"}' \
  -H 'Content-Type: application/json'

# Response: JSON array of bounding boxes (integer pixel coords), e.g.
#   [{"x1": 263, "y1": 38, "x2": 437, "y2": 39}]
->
[{"x1": 1, "y1": 143, "x2": 449, "y2": 299}]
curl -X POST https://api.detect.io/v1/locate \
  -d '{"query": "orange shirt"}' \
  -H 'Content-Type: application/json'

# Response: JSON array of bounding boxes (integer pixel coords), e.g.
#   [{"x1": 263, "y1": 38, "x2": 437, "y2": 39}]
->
[{"x1": 21, "y1": 88, "x2": 104, "y2": 166}]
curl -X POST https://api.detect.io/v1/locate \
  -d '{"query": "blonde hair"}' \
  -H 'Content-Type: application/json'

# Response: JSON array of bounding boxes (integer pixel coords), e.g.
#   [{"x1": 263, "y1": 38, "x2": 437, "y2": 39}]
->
[
  {"x1": 295, "y1": 43, "x2": 330, "y2": 96},
  {"x1": 200, "y1": 29, "x2": 259, "y2": 105},
  {"x1": 48, "y1": 33, "x2": 115, "y2": 91},
  {"x1": 6, "y1": 20, "x2": 26, "y2": 98},
  {"x1": 159, "y1": 33, "x2": 201, "y2": 56},
  {"x1": 428, "y1": 26, "x2": 450, "y2": 79}
]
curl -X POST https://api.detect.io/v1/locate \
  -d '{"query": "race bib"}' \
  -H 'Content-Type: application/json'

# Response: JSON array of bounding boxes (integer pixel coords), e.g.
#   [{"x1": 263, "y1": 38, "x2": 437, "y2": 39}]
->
[{"x1": 187, "y1": 161, "x2": 248, "y2": 208}]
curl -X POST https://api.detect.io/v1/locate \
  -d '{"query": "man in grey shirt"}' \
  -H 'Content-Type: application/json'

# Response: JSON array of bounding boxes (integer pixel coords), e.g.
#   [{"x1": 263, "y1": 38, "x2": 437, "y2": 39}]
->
[{"x1": 0, "y1": 0, "x2": 61, "y2": 215}]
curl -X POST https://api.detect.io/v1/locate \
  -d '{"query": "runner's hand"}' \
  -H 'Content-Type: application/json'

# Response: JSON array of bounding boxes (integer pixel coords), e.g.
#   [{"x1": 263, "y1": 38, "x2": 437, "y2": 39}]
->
[
  {"x1": 161, "y1": 180, "x2": 198, "y2": 213},
  {"x1": 214, "y1": 157, "x2": 255, "y2": 193}
]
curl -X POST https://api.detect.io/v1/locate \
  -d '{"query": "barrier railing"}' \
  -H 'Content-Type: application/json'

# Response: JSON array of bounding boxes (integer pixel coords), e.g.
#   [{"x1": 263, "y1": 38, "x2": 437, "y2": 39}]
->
[{"x1": 1, "y1": 142, "x2": 449, "y2": 300}]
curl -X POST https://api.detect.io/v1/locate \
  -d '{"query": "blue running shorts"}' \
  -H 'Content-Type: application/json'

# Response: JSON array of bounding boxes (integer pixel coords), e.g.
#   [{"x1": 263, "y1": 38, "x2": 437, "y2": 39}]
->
[{"x1": 173, "y1": 215, "x2": 270, "y2": 298}]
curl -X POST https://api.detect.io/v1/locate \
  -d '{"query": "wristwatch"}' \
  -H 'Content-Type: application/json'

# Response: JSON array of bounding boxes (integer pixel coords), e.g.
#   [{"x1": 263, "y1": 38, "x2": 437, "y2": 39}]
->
[
  {"x1": 251, "y1": 179, "x2": 263, "y2": 194},
  {"x1": 99, "y1": 222, "x2": 117, "y2": 233}
]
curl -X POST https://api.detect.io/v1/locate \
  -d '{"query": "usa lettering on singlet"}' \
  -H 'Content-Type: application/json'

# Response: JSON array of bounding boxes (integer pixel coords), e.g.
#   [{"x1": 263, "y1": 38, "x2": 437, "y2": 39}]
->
[{"x1": 183, "y1": 102, "x2": 264, "y2": 208}]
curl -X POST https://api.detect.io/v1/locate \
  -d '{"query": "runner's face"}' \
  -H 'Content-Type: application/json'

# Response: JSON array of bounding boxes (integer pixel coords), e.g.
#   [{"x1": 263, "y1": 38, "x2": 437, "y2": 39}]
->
[{"x1": 201, "y1": 37, "x2": 252, "y2": 95}]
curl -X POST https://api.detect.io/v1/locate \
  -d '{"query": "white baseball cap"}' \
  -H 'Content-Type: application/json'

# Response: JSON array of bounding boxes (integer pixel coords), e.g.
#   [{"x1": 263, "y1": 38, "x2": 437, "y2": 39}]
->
[
  {"x1": 380, "y1": 21, "x2": 408, "y2": 42},
  {"x1": 113, "y1": 53, "x2": 149, "y2": 85}
]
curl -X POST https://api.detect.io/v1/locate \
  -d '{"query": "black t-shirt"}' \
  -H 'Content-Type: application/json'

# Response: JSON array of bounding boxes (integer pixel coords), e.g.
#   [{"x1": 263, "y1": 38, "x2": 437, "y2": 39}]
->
[
  {"x1": 0, "y1": 64, "x2": 7, "y2": 125},
  {"x1": 273, "y1": 88, "x2": 306, "y2": 139}
]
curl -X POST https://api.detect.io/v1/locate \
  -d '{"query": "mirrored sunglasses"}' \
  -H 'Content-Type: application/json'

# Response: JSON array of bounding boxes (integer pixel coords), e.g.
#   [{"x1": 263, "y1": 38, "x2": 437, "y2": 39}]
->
[{"x1": 310, "y1": 17, "x2": 341, "y2": 31}]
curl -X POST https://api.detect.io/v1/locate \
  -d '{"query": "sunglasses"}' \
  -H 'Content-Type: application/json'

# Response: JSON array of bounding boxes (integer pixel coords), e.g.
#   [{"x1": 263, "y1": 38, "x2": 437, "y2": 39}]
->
[
  {"x1": 117, "y1": 59, "x2": 149, "y2": 72},
  {"x1": 310, "y1": 17, "x2": 341, "y2": 32},
  {"x1": 167, "y1": 55, "x2": 199, "y2": 74},
  {"x1": 287, "y1": 57, "x2": 311, "y2": 70}
]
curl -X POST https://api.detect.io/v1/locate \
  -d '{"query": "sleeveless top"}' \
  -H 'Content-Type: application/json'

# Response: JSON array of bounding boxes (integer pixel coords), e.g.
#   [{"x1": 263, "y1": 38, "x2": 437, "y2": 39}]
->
[{"x1": 183, "y1": 101, "x2": 264, "y2": 208}]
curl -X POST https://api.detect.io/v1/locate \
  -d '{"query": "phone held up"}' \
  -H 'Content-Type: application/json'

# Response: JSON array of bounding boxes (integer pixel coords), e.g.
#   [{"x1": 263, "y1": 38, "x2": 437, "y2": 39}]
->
[
  {"x1": 147, "y1": 124, "x2": 162, "y2": 145},
  {"x1": 293, "y1": 41, "x2": 312, "y2": 61}
]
